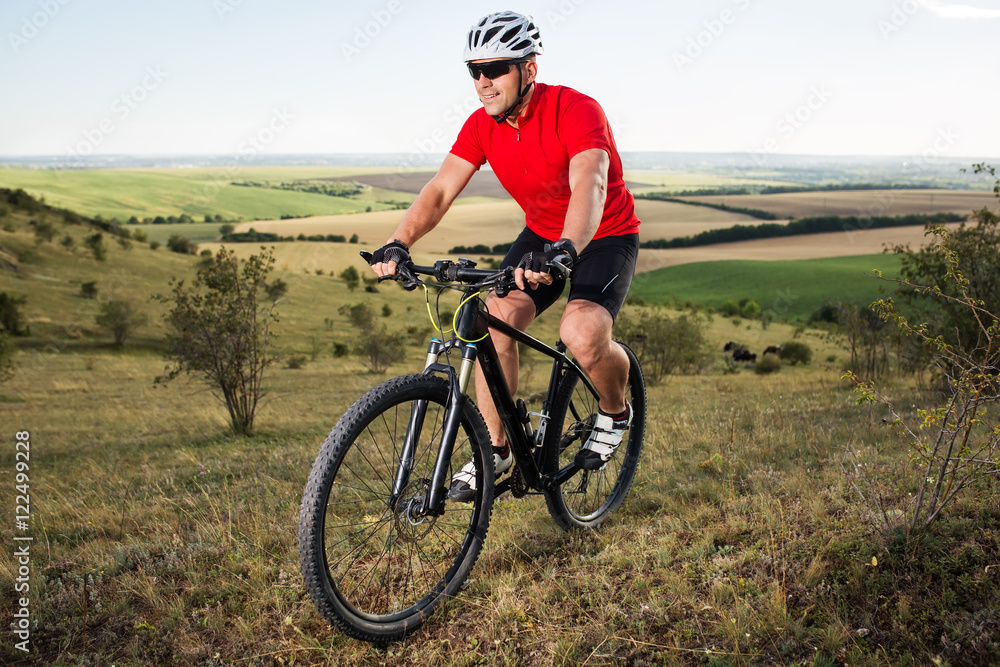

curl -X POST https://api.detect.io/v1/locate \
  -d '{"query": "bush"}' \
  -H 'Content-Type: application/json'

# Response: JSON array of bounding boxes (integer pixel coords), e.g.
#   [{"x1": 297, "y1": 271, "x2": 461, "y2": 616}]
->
[
  {"x1": 60, "y1": 234, "x2": 75, "y2": 250},
  {"x1": 80, "y1": 281, "x2": 98, "y2": 299},
  {"x1": 95, "y1": 299, "x2": 147, "y2": 346},
  {"x1": 340, "y1": 265, "x2": 360, "y2": 291},
  {"x1": 166, "y1": 234, "x2": 197, "y2": 255},
  {"x1": 266, "y1": 278, "x2": 288, "y2": 302},
  {"x1": 382, "y1": 304, "x2": 392, "y2": 317},
  {"x1": 286, "y1": 355, "x2": 308, "y2": 369},
  {"x1": 754, "y1": 355, "x2": 781, "y2": 374},
  {"x1": 616, "y1": 307, "x2": 710, "y2": 382},
  {"x1": 779, "y1": 341, "x2": 812, "y2": 365},
  {"x1": 0, "y1": 292, "x2": 28, "y2": 336},
  {"x1": 332, "y1": 342, "x2": 349, "y2": 358},
  {"x1": 149, "y1": 240, "x2": 161, "y2": 250},
  {"x1": 33, "y1": 220, "x2": 57, "y2": 244},
  {"x1": 85, "y1": 233, "x2": 107, "y2": 261}
]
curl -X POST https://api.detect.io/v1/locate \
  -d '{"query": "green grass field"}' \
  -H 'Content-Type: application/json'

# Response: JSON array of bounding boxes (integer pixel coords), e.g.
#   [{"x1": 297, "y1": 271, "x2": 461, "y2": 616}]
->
[
  {"x1": 0, "y1": 167, "x2": 422, "y2": 221},
  {"x1": 1, "y1": 196, "x2": 998, "y2": 665},
  {"x1": 631, "y1": 254, "x2": 904, "y2": 320}
]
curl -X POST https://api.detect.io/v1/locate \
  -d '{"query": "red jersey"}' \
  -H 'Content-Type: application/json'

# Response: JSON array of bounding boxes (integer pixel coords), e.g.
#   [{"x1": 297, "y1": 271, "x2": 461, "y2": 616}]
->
[{"x1": 449, "y1": 83, "x2": 640, "y2": 241}]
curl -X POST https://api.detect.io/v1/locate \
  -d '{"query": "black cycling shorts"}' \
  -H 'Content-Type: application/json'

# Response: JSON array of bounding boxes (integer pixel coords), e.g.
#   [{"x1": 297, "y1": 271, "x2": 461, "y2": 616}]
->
[{"x1": 500, "y1": 227, "x2": 639, "y2": 320}]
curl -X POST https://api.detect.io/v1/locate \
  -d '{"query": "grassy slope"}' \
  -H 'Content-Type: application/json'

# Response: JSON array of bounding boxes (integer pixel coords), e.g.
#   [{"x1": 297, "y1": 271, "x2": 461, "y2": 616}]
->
[
  {"x1": 631, "y1": 254, "x2": 904, "y2": 320},
  {"x1": 1, "y1": 203, "x2": 997, "y2": 666}
]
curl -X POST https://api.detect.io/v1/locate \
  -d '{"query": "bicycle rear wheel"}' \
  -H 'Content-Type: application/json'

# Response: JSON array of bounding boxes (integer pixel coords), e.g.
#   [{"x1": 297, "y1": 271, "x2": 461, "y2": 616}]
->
[
  {"x1": 298, "y1": 374, "x2": 493, "y2": 642},
  {"x1": 543, "y1": 340, "x2": 645, "y2": 530}
]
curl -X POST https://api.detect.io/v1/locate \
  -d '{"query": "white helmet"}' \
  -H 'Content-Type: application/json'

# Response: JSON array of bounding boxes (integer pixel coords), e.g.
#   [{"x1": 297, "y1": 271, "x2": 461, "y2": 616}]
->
[{"x1": 463, "y1": 11, "x2": 543, "y2": 62}]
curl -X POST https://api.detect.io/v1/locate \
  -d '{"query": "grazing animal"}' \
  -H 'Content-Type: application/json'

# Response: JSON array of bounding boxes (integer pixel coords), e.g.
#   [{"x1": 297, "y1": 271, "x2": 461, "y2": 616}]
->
[
  {"x1": 764, "y1": 345, "x2": 781, "y2": 355},
  {"x1": 724, "y1": 341, "x2": 739, "y2": 352},
  {"x1": 732, "y1": 349, "x2": 757, "y2": 363}
]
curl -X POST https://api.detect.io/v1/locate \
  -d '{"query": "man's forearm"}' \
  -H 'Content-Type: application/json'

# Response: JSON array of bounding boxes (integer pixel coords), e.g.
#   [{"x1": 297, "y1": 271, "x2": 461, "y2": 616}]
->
[{"x1": 560, "y1": 177, "x2": 607, "y2": 251}]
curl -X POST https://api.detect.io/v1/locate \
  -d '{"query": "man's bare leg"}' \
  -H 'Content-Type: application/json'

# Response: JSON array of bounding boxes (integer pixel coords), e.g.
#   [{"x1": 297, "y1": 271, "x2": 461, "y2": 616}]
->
[
  {"x1": 474, "y1": 291, "x2": 537, "y2": 446},
  {"x1": 558, "y1": 300, "x2": 628, "y2": 414}
]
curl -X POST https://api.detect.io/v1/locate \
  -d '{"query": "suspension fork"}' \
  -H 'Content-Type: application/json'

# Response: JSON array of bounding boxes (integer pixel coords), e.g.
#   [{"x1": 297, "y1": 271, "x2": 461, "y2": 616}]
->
[{"x1": 387, "y1": 338, "x2": 449, "y2": 510}]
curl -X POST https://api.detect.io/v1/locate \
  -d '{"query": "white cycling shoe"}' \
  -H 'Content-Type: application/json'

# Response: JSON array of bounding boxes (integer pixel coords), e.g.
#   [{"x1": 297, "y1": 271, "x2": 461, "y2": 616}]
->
[
  {"x1": 448, "y1": 442, "x2": 512, "y2": 502},
  {"x1": 574, "y1": 403, "x2": 632, "y2": 470}
]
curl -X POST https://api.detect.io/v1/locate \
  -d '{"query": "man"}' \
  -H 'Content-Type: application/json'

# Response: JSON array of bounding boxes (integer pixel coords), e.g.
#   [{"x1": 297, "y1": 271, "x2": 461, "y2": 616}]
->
[{"x1": 368, "y1": 11, "x2": 640, "y2": 498}]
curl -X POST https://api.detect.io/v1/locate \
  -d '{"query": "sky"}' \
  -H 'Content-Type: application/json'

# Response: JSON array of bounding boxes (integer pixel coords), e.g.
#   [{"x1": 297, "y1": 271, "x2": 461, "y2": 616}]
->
[{"x1": 1, "y1": 0, "x2": 999, "y2": 160}]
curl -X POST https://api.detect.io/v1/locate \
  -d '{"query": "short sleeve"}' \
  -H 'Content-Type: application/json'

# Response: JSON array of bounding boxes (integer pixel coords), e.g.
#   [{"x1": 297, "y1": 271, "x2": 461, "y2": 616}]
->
[
  {"x1": 559, "y1": 94, "x2": 612, "y2": 159},
  {"x1": 449, "y1": 111, "x2": 488, "y2": 170}
]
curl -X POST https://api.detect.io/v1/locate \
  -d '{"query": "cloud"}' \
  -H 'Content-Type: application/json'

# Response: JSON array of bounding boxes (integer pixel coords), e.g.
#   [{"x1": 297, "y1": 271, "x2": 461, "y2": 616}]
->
[{"x1": 922, "y1": 0, "x2": 1000, "y2": 19}]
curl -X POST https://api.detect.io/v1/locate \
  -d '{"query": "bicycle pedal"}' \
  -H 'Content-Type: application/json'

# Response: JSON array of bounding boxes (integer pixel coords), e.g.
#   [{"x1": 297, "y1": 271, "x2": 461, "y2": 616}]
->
[{"x1": 510, "y1": 464, "x2": 528, "y2": 498}]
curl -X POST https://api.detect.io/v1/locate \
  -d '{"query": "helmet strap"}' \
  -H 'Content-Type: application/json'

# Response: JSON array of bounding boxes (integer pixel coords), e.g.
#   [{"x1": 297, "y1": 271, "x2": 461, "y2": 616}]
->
[{"x1": 492, "y1": 65, "x2": 533, "y2": 125}]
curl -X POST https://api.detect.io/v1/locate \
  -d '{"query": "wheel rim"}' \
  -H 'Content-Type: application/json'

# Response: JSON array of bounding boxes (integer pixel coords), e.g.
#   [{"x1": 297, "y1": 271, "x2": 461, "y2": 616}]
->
[{"x1": 320, "y1": 395, "x2": 484, "y2": 620}]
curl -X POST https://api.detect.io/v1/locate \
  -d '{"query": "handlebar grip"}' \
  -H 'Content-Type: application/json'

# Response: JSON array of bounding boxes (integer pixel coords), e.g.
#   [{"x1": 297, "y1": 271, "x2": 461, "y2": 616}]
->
[{"x1": 359, "y1": 250, "x2": 374, "y2": 263}]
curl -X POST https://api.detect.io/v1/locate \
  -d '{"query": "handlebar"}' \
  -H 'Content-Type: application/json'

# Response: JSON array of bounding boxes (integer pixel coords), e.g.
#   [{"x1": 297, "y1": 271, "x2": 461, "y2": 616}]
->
[{"x1": 359, "y1": 252, "x2": 525, "y2": 296}]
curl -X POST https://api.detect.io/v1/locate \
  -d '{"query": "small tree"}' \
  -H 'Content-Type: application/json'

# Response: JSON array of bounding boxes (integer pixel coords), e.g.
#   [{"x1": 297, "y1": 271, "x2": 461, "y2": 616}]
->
[
  {"x1": 845, "y1": 168, "x2": 1000, "y2": 539},
  {"x1": 339, "y1": 302, "x2": 404, "y2": 372},
  {"x1": 96, "y1": 299, "x2": 147, "y2": 346},
  {"x1": 33, "y1": 220, "x2": 57, "y2": 244},
  {"x1": 340, "y1": 265, "x2": 361, "y2": 291},
  {"x1": 266, "y1": 278, "x2": 288, "y2": 302},
  {"x1": 86, "y1": 233, "x2": 107, "y2": 261},
  {"x1": 779, "y1": 341, "x2": 812, "y2": 365},
  {"x1": 219, "y1": 223, "x2": 235, "y2": 236},
  {"x1": 154, "y1": 247, "x2": 278, "y2": 435},
  {"x1": 0, "y1": 292, "x2": 28, "y2": 336}
]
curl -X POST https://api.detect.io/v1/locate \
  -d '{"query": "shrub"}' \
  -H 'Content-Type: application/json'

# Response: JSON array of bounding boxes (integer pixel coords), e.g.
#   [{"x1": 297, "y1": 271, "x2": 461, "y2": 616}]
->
[
  {"x1": 719, "y1": 299, "x2": 740, "y2": 317},
  {"x1": 86, "y1": 233, "x2": 107, "y2": 261},
  {"x1": 60, "y1": 234, "x2": 75, "y2": 250},
  {"x1": 286, "y1": 355, "x2": 308, "y2": 369},
  {"x1": 0, "y1": 292, "x2": 28, "y2": 336},
  {"x1": 33, "y1": 220, "x2": 57, "y2": 244},
  {"x1": 149, "y1": 240, "x2": 161, "y2": 250},
  {"x1": 131, "y1": 229, "x2": 148, "y2": 243},
  {"x1": 332, "y1": 342, "x2": 349, "y2": 358},
  {"x1": 754, "y1": 355, "x2": 781, "y2": 374},
  {"x1": 266, "y1": 278, "x2": 288, "y2": 302},
  {"x1": 166, "y1": 234, "x2": 196, "y2": 255},
  {"x1": 80, "y1": 281, "x2": 98, "y2": 299},
  {"x1": 95, "y1": 299, "x2": 147, "y2": 346},
  {"x1": 154, "y1": 247, "x2": 278, "y2": 435},
  {"x1": 616, "y1": 307, "x2": 710, "y2": 382},
  {"x1": 382, "y1": 304, "x2": 392, "y2": 317},
  {"x1": 340, "y1": 265, "x2": 360, "y2": 291},
  {"x1": 779, "y1": 341, "x2": 812, "y2": 365}
]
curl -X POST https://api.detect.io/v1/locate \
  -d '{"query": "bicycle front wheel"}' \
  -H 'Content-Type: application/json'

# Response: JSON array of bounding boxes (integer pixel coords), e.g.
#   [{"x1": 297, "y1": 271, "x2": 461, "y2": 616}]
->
[
  {"x1": 298, "y1": 374, "x2": 493, "y2": 642},
  {"x1": 543, "y1": 340, "x2": 645, "y2": 530}
]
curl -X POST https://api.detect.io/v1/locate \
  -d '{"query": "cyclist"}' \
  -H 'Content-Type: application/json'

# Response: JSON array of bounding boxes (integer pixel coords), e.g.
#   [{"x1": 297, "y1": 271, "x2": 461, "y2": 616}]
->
[{"x1": 368, "y1": 11, "x2": 641, "y2": 499}]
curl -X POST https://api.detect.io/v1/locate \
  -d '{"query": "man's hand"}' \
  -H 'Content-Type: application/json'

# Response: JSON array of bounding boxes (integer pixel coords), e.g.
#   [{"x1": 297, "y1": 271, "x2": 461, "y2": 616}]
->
[
  {"x1": 368, "y1": 240, "x2": 410, "y2": 279},
  {"x1": 514, "y1": 239, "x2": 576, "y2": 290}
]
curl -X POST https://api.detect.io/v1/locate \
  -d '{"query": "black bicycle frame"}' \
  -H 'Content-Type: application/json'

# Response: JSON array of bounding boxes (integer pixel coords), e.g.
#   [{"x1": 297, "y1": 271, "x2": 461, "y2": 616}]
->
[{"x1": 395, "y1": 285, "x2": 600, "y2": 516}]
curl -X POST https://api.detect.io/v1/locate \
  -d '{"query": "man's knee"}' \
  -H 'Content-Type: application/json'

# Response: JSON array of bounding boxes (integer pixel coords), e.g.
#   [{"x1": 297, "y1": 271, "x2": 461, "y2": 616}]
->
[{"x1": 560, "y1": 302, "x2": 612, "y2": 363}]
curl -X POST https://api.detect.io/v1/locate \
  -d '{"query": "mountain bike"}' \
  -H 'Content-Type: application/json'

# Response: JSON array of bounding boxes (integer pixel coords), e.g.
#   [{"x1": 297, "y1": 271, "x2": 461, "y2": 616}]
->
[{"x1": 298, "y1": 255, "x2": 646, "y2": 642}]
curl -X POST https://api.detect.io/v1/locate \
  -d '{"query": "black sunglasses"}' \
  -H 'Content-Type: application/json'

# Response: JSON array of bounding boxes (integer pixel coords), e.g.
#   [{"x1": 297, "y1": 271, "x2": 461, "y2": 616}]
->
[{"x1": 467, "y1": 59, "x2": 528, "y2": 80}]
